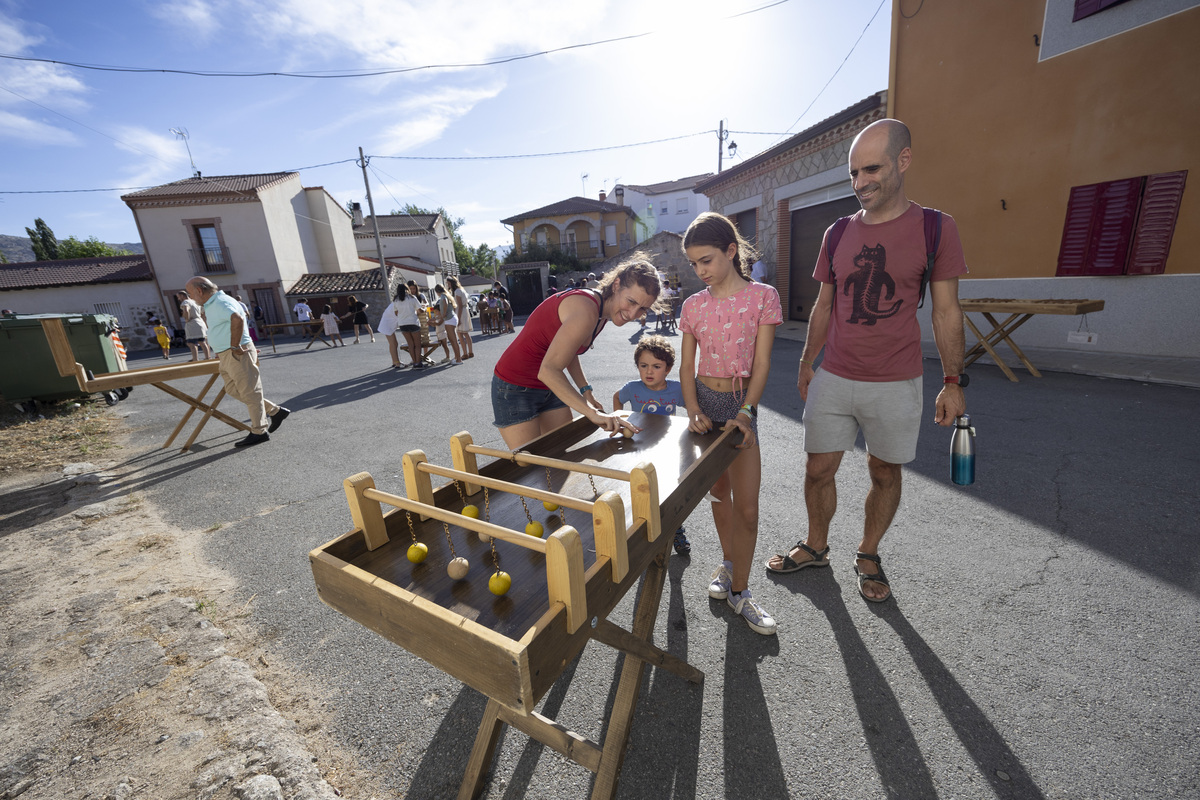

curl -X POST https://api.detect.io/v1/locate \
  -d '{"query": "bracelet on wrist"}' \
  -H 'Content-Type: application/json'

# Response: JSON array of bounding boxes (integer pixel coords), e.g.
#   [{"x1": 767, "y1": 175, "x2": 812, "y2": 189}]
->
[
  {"x1": 578, "y1": 384, "x2": 593, "y2": 394},
  {"x1": 800, "y1": 358, "x2": 816, "y2": 368}
]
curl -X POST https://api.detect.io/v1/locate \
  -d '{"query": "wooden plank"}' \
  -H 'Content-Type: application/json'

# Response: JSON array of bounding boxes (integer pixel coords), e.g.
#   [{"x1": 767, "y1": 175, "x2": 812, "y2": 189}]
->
[
  {"x1": 344, "y1": 473, "x2": 389, "y2": 551},
  {"x1": 418, "y1": 461, "x2": 595, "y2": 514},
  {"x1": 39, "y1": 318, "x2": 79, "y2": 378},
  {"x1": 467, "y1": 444, "x2": 631, "y2": 483},
  {"x1": 495, "y1": 705, "x2": 602, "y2": 772},
  {"x1": 361, "y1": 487, "x2": 547, "y2": 555},
  {"x1": 960, "y1": 298, "x2": 1105, "y2": 315},
  {"x1": 450, "y1": 432, "x2": 482, "y2": 495},
  {"x1": 591, "y1": 618, "x2": 703, "y2": 684},
  {"x1": 544, "y1": 526, "x2": 586, "y2": 634}
]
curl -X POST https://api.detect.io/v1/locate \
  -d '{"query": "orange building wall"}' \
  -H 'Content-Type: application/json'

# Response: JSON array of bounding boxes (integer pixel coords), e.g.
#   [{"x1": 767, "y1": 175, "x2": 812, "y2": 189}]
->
[{"x1": 891, "y1": 2, "x2": 1200, "y2": 279}]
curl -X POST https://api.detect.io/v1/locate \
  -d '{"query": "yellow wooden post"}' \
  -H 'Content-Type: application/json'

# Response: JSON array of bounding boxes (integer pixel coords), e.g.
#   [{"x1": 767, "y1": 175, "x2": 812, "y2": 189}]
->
[
  {"x1": 450, "y1": 431, "x2": 482, "y2": 495},
  {"x1": 402, "y1": 450, "x2": 435, "y2": 521},
  {"x1": 545, "y1": 526, "x2": 586, "y2": 634},
  {"x1": 591, "y1": 492, "x2": 628, "y2": 583},
  {"x1": 343, "y1": 472, "x2": 388, "y2": 551},
  {"x1": 629, "y1": 463, "x2": 661, "y2": 542}
]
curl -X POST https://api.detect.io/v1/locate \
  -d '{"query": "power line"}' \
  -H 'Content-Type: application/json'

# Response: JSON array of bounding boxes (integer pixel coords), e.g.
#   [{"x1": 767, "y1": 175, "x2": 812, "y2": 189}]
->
[
  {"x1": 0, "y1": 1, "x2": 788, "y2": 80},
  {"x1": 373, "y1": 130, "x2": 714, "y2": 161}
]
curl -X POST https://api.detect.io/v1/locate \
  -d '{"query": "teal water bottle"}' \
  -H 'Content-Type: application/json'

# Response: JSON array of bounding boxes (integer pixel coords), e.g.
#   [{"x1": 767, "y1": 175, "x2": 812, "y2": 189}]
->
[{"x1": 951, "y1": 415, "x2": 976, "y2": 485}]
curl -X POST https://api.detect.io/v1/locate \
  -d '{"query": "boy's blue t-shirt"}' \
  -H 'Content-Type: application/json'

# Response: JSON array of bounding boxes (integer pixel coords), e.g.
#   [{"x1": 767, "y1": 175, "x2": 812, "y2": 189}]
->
[{"x1": 617, "y1": 379, "x2": 685, "y2": 416}]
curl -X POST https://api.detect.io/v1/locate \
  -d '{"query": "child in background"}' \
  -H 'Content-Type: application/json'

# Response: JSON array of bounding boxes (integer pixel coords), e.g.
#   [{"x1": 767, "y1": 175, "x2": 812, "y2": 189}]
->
[
  {"x1": 679, "y1": 212, "x2": 782, "y2": 636},
  {"x1": 152, "y1": 316, "x2": 171, "y2": 359},
  {"x1": 427, "y1": 297, "x2": 453, "y2": 364},
  {"x1": 320, "y1": 304, "x2": 345, "y2": 347},
  {"x1": 612, "y1": 334, "x2": 691, "y2": 556}
]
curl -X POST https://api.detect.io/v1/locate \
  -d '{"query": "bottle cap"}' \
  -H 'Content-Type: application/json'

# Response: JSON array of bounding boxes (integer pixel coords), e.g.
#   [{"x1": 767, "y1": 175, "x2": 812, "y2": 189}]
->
[{"x1": 955, "y1": 414, "x2": 970, "y2": 426}]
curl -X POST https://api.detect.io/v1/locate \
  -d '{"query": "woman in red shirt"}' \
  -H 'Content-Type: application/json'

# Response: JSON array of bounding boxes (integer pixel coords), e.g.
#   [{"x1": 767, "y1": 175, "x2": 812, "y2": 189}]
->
[{"x1": 492, "y1": 260, "x2": 661, "y2": 448}]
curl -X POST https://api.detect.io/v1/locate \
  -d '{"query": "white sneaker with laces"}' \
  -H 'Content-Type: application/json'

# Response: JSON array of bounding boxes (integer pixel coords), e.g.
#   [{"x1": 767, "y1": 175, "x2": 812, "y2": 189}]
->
[
  {"x1": 708, "y1": 561, "x2": 733, "y2": 599},
  {"x1": 728, "y1": 588, "x2": 777, "y2": 635}
]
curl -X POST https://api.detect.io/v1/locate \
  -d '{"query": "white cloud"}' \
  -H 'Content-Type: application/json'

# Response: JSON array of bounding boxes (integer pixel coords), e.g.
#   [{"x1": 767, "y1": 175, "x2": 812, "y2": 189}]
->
[
  {"x1": 0, "y1": 109, "x2": 79, "y2": 144},
  {"x1": 110, "y1": 127, "x2": 193, "y2": 187},
  {"x1": 372, "y1": 83, "x2": 505, "y2": 154},
  {"x1": 0, "y1": 11, "x2": 39, "y2": 52},
  {"x1": 148, "y1": 0, "x2": 222, "y2": 39}
]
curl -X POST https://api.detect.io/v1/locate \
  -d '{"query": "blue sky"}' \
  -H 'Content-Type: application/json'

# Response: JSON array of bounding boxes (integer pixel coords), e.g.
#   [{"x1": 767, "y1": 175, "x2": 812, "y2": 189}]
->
[{"x1": 0, "y1": 0, "x2": 891, "y2": 251}]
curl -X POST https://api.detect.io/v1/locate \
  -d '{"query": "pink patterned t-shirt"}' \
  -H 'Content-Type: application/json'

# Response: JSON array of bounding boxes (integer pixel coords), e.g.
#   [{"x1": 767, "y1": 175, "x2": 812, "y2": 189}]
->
[{"x1": 680, "y1": 282, "x2": 783, "y2": 379}]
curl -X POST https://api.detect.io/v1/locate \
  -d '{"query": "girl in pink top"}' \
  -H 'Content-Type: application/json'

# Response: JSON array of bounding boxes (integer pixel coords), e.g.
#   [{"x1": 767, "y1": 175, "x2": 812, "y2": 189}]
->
[{"x1": 679, "y1": 212, "x2": 782, "y2": 636}]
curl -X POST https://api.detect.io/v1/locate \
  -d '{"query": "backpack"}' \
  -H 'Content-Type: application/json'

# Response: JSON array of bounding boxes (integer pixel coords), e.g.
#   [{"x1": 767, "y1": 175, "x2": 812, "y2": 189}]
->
[{"x1": 827, "y1": 207, "x2": 942, "y2": 309}]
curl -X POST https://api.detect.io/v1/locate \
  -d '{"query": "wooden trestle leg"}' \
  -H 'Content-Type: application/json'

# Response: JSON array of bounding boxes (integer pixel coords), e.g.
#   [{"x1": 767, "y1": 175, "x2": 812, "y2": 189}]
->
[{"x1": 456, "y1": 549, "x2": 691, "y2": 800}]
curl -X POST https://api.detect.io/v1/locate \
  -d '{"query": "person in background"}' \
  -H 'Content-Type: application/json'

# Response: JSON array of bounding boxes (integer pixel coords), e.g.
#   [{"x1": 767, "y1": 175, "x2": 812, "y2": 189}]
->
[
  {"x1": 378, "y1": 286, "x2": 403, "y2": 368},
  {"x1": 293, "y1": 298, "x2": 315, "y2": 339},
  {"x1": 447, "y1": 276, "x2": 474, "y2": 360},
  {"x1": 498, "y1": 293, "x2": 515, "y2": 333},
  {"x1": 433, "y1": 284, "x2": 464, "y2": 365},
  {"x1": 585, "y1": 272, "x2": 599, "y2": 289},
  {"x1": 393, "y1": 283, "x2": 423, "y2": 369},
  {"x1": 320, "y1": 304, "x2": 345, "y2": 347},
  {"x1": 342, "y1": 294, "x2": 374, "y2": 343},
  {"x1": 176, "y1": 290, "x2": 212, "y2": 361},
  {"x1": 151, "y1": 314, "x2": 171, "y2": 360},
  {"x1": 234, "y1": 294, "x2": 256, "y2": 342},
  {"x1": 184, "y1": 277, "x2": 289, "y2": 448},
  {"x1": 491, "y1": 259, "x2": 660, "y2": 448},
  {"x1": 612, "y1": 334, "x2": 691, "y2": 556}
]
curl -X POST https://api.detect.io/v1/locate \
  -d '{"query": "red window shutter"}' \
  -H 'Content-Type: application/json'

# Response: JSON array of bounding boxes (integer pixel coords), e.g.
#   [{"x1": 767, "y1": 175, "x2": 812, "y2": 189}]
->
[
  {"x1": 1056, "y1": 183, "x2": 1102, "y2": 276},
  {"x1": 1087, "y1": 177, "x2": 1143, "y2": 275},
  {"x1": 1127, "y1": 170, "x2": 1187, "y2": 275}
]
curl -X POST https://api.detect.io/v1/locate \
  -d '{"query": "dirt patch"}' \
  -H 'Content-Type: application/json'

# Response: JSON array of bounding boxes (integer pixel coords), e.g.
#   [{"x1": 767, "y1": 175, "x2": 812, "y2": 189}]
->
[
  {"x1": 0, "y1": 396, "x2": 119, "y2": 474},
  {"x1": 0, "y1": 415, "x2": 389, "y2": 798}
]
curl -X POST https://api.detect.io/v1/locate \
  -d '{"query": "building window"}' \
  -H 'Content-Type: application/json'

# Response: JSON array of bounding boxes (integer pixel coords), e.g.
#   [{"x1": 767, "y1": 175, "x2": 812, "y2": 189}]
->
[
  {"x1": 184, "y1": 218, "x2": 232, "y2": 274},
  {"x1": 661, "y1": 201, "x2": 669, "y2": 215},
  {"x1": 93, "y1": 302, "x2": 124, "y2": 325},
  {"x1": 1056, "y1": 170, "x2": 1187, "y2": 276},
  {"x1": 647, "y1": 201, "x2": 654, "y2": 216},
  {"x1": 676, "y1": 197, "x2": 688, "y2": 214},
  {"x1": 1072, "y1": 0, "x2": 1132, "y2": 22}
]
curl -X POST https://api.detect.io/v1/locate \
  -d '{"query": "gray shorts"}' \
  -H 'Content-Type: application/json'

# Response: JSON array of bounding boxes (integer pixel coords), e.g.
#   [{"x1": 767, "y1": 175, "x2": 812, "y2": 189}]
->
[{"x1": 802, "y1": 370, "x2": 923, "y2": 464}]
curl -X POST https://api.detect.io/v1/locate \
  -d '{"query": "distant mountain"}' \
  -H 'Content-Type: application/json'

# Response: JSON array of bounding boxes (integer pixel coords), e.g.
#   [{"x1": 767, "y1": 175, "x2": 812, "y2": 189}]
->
[{"x1": 0, "y1": 234, "x2": 143, "y2": 264}]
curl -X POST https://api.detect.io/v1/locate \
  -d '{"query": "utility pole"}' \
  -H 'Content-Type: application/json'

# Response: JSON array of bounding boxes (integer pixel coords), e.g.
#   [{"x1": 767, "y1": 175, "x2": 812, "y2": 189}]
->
[
  {"x1": 718, "y1": 120, "x2": 725, "y2": 173},
  {"x1": 358, "y1": 147, "x2": 391, "y2": 302}
]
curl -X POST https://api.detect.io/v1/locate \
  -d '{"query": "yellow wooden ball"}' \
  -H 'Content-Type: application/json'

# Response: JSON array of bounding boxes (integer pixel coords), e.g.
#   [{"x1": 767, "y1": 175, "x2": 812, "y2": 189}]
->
[
  {"x1": 621, "y1": 427, "x2": 634, "y2": 438},
  {"x1": 525, "y1": 520, "x2": 544, "y2": 538},
  {"x1": 542, "y1": 500, "x2": 559, "y2": 512},
  {"x1": 488, "y1": 571, "x2": 512, "y2": 596},
  {"x1": 447, "y1": 556, "x2": 469, "y2": 580},
  {"x1": 461, "y1": 504, "x2": 480, "y2": 518},
  {"x1": 406, "y1": 542, "x2": 429, "y2": 564}
]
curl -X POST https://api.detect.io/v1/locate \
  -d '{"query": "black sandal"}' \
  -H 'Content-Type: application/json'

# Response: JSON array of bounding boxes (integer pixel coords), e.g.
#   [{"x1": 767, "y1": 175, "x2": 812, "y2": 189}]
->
[
  {"x1": 765, "y1": 542, "x2": 830, "y2": 574},
  {"x1": 854, "y1": 552, "x2": 892, "y2": 603}
]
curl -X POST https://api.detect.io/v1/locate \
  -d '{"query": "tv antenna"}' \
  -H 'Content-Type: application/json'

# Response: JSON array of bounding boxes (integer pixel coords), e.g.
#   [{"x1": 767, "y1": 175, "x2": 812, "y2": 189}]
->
[
  {"x1": 170, "y1": 127, "x2": 200, "y2": 177},
  {"x1": 581, "y1": 172, "x2": 589, "y2": 196}
]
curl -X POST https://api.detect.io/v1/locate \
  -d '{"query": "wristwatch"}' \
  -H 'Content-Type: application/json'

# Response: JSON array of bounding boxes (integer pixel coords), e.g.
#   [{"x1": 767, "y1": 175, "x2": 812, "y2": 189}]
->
[{"x1": 943, "y1": 374, "x2": 969, "y2": 388}]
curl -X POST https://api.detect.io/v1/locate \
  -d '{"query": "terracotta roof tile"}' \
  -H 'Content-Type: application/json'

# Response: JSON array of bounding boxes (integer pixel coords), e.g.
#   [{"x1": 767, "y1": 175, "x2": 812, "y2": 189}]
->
[
  {"x1": 0, "y1": 255, "x2": 152, "y2": 291},
  {"x1": 121, "y1": 173, "x2": 296, "y2": 201},
  {"x1": 501, "y1": 196, "x2": 636, "y2": 225}
]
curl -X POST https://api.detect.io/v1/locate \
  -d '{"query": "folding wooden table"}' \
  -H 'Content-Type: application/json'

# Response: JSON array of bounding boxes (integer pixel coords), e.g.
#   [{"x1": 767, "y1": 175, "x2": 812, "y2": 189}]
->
[
  {"x1": 310, "y1": 415, "x2": 741, "y2": 799},
  {"x1": 960, "y1": 298, "x2": 1105, "y2": 382},
  {"x1": 40, "y1": 318, "x2": 249, "y2": 452}
]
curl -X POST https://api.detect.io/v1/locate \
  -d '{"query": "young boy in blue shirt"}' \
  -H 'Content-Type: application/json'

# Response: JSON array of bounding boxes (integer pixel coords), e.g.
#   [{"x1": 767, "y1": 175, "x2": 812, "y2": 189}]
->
[{"x1": 612, "y1": 334, "x2": 691, "y2": 555}]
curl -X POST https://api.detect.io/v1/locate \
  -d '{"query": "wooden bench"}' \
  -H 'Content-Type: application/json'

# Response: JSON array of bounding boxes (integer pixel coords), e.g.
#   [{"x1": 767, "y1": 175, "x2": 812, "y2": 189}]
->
[{"x1": 41, "y1": 318, "x2": 249, "y2": 452}]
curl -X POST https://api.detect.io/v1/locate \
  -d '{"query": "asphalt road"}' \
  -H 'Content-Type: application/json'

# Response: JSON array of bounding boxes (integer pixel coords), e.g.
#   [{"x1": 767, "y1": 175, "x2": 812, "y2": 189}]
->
[{"x1": 108, "y1": 321, "x2": 1200, "y2": 800}]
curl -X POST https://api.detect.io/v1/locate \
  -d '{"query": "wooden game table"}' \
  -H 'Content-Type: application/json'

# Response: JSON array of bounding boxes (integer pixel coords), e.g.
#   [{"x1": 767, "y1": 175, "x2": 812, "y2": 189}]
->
[
  {"x1": 40, "y1": 318, "x2": 249, "y2": 452},
  {"x1": 309, "y1": 413, "x2": 743, "y2": 799},
  {"x1": 960, "y1": 298, "x2": 1105, "y2": 382},
  {"x1": 259, "y1": 321, "x2": 325, "y2": 353}
]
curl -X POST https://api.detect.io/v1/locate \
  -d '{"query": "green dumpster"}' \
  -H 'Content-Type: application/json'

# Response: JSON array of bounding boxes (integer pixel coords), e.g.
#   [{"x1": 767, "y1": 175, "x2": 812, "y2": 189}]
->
[{"x1": 0, "y1": 313, "x2": 125, "y2": 408}]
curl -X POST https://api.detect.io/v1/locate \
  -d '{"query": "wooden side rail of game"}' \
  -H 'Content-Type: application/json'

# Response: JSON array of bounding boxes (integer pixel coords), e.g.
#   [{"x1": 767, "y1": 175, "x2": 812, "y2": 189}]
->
[{"x1": 40, "y1": 317, "x2": 249, "y2": 451}]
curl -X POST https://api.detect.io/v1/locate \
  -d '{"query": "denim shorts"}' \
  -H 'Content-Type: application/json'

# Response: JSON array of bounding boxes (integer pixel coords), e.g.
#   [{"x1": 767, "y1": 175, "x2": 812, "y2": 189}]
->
[
  {"x1": 492, "y1": 374, "x2": 567, "y2": 428},
  {"x1": 399, "y1": 324, "x2": 420, "y2": 333}
]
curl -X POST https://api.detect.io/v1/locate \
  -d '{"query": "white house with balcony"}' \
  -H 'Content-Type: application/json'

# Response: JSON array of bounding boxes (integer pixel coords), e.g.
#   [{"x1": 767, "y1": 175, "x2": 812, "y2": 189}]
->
[
  {"x1": 121, "y1": 172, "x2": 360, "y2": 328},
  {"x1": 613, "y1": 174, "x2": 713, "y2": 239},
  {"x1": 351, "y1": 209, "x2": 458, "y2": 280}
]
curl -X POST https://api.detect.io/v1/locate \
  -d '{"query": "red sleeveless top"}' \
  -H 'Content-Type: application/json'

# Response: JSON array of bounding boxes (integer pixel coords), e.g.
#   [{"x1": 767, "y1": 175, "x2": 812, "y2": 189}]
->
[{"x1": 494, "y1": 289, "x2": 605, "y2": 389}]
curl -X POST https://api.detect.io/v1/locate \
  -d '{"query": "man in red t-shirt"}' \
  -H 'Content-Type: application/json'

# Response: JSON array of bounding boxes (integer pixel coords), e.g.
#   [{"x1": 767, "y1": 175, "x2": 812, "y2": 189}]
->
[{"x1": 765, "y1": 119, "x2": 968, "y2": 603}]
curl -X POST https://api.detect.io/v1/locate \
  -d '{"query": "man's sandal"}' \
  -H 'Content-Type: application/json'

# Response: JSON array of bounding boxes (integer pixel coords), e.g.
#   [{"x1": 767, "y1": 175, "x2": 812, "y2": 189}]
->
[
  {"x1": 854, "y1": 552, "x2": 892, "y2": 603},
  {"x1": 765, "y1": 542, "x2": 830, "y2": 574}
]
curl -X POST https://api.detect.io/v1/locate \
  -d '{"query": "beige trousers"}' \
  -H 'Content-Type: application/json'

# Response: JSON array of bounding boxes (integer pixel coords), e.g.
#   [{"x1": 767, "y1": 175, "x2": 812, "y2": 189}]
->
[{"x1": 217, "y1": 348, "x2": 278, "y2": 435}]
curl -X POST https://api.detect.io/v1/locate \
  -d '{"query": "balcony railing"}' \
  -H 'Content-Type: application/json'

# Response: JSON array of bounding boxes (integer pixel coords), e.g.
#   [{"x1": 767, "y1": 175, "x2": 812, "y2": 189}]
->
[{"x1": 189, "y1": 246, "x2": 233, "y2": 275}]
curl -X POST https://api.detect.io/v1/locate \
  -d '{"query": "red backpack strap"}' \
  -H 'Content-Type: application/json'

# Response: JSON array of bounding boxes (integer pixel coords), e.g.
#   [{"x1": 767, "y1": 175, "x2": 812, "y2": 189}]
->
[
  {"x1": 917, "y1": 207, "x2": 943, "y2": 309},
  {"x1": 826, "y1": 216, "x2": 853, "y2": 293}
]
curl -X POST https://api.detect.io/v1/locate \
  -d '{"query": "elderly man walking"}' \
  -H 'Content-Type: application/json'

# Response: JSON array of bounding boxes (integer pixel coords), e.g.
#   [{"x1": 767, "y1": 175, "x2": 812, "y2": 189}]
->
[{"x1": 185, "y1": 277, "x2": 290, "y2": 448}]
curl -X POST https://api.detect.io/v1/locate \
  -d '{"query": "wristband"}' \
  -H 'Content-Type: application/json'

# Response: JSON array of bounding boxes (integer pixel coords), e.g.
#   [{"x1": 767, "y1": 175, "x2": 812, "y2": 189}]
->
[
  {"x1": 738, "y1": 403, "x2": 756, "y2": 419},
  {"x1": 578, "y1": 384, "x2": 593, "y2": 394},
  {"x1": 800, "y1": 358, "x2": 816, "y2": 368}
]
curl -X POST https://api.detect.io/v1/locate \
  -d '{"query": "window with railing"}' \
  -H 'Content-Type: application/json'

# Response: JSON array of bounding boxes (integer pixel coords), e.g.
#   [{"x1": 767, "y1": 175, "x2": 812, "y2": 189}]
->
[{"x1": 186, "y1": 221, "x2": 234, "y2": 274}]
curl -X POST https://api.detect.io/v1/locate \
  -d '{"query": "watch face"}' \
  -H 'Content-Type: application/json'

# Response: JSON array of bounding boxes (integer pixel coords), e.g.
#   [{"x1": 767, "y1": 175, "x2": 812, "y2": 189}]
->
[{"x1": 959, "y1": 374, "x2": 970, "y2": 388}]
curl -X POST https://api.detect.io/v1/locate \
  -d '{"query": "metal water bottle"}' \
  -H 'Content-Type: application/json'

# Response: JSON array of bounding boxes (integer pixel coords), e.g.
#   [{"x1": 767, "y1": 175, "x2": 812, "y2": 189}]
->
[{"x1": 951, "y1": 414, "x2": 976, "y2": 485}]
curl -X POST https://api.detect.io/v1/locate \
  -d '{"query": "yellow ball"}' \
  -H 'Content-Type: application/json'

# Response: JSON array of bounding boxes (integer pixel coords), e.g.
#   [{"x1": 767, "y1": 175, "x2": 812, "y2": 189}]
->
[
  {"x1": 488, "y1": 571, "x2": 512, "y2": 596},
  {"x1": 525, "y1": 520, "x2": 544, "y2": 538},
  {"x1": 462, "y1": 504, "x2": 480, "y2": 518},
  {"x1": 621, "y1": 427, "x2": 634, "y2": 438},
  {"x1": 447, "y1": 556, "x2": 469, "y2": 580},
  {"x1": 542, "y1": 500, "x2": 559, "y2": 512},
  {"x1": 406, "y1": 542, "x2": 429, "y2": 564}
]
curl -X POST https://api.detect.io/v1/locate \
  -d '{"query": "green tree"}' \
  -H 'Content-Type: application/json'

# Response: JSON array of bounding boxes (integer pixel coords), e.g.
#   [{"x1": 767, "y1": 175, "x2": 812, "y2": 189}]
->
[
  {"x1": 25, "y1": 218, "x2": 59, "y2": 261},
  {"x1": 57, "y1": 236, "x2": 133, "y2": 259}
]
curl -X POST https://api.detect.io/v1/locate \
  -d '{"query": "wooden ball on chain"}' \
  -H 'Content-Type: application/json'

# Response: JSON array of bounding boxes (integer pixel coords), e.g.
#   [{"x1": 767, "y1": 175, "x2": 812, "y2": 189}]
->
[{"x1": 447, "y1": 556, "x2": 469, "y2": 580}]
